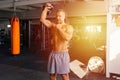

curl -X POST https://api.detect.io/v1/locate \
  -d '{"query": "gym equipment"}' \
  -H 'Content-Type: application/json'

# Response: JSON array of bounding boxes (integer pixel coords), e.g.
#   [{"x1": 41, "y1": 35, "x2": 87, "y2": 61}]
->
[
  {"x1": 11, "y1": 16, "x2": 20, "y2": 55},
  {"x1": 87, "y1": 56, "x2": 105, "y2": 74}
]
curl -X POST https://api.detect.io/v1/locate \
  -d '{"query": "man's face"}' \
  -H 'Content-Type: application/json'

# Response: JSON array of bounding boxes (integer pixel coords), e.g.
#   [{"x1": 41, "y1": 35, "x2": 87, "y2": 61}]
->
[{"x1": 56, "y1": 11, "x2": 65, "y2": 24}]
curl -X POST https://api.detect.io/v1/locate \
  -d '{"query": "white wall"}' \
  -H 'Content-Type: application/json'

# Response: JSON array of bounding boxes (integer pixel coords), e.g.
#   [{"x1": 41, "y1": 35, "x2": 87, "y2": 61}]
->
[{"x1": 106, "y1": 13, "x2": 120, "y2": 77}]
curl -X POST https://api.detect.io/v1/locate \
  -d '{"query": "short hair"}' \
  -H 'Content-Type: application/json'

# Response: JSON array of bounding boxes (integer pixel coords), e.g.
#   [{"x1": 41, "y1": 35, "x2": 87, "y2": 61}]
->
[
  {"x1": 57, "y1": 9, "x2": 66, "y2": 15},
  {"x1": 57, "y1": 9, "x2": 65, "y2": 12}
]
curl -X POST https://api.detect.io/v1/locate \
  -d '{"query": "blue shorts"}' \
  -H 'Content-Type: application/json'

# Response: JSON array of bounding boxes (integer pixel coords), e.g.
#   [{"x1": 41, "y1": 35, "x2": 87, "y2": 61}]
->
[{"x1": 47, "y1": 51, "x2": 70, "y2": 74}]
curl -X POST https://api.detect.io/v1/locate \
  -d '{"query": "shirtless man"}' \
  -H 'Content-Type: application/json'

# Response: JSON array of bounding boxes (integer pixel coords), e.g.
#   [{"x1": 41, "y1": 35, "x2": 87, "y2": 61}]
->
[{"x1": 40, "y1": 3, "x2": 74, "y2": 80}]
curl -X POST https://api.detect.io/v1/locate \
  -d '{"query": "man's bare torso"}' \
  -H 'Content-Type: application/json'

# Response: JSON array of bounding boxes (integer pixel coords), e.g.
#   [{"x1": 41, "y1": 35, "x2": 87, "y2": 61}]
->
[{"x1": 51, "y1": 24, "x2": 69, "y2": 52}]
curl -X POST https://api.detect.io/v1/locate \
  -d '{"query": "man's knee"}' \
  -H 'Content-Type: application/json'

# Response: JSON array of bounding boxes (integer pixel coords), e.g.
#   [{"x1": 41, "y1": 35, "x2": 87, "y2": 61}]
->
[
  {"x1": 50, "y1": 74, "x2": 56, "y2": 80},
  {"x1": 61, "y1": 73, "x2": 70, "y2": 80}
]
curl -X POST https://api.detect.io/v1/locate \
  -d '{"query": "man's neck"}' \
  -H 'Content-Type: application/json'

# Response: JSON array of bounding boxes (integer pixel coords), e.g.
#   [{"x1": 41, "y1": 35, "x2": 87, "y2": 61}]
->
[{"x1": 58, "y1": 22, "x2": 65, "y2": 25}]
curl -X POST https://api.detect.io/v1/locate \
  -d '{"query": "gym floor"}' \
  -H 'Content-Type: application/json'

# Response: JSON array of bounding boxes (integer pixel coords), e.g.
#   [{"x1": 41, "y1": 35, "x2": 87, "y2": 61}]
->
[{"x1": 0, "y1": 46, "x2": 118, "y2": 80}]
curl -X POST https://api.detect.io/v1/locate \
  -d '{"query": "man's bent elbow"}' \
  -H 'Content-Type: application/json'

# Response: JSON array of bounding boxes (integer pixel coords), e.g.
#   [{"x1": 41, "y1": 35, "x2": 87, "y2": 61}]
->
[
  {"x1": 40, "y1": 18, "x2": 44, "y2": 23},
  {"x1": 65, "y1": 37, "x2": 72, "y2": 41},
  {"x1": 40, "y1": 18, "x2": 46, "y2": 25}
]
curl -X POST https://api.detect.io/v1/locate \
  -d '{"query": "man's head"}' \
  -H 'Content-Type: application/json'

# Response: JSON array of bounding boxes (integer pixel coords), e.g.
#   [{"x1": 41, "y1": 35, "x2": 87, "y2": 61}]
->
[{"x1": 56, "y1": 9, "x2": 66, "y2": 24}]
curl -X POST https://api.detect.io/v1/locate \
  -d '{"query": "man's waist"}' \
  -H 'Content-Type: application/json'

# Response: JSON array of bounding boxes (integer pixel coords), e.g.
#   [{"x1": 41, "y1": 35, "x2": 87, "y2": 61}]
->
[{"x1": 52, "y1": 48, "x2": 68, "y2": 53}]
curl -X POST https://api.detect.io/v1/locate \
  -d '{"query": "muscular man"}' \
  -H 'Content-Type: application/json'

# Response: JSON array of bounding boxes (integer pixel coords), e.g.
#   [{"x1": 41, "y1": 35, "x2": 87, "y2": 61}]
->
[{"x1": 40, "y1": 3, "x2": 74, "y2": 80}]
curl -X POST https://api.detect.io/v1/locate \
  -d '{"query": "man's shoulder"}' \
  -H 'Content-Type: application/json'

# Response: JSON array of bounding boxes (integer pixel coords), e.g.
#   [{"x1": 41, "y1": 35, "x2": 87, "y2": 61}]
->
[
  {"x1": 66, "y1": 24, "x2": 73, "y2": 29},
  {"x1": 65, "y1": 24, "x2": 74, "y2": 33},
  {"x1": 65, "y1": 24, "x2": 71, "y2": 27}
]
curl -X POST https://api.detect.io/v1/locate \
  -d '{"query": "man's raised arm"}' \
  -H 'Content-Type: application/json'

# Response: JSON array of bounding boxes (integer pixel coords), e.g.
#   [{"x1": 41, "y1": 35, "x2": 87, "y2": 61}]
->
[{"x1": 40, "y1": 3, "x2": 53, "y2": 28}]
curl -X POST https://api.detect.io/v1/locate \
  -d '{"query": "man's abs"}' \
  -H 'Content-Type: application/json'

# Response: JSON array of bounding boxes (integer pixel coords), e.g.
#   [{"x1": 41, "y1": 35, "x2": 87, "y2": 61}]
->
[{"x1": 52, "y1": 42, "x2": 68, "y2": 52}]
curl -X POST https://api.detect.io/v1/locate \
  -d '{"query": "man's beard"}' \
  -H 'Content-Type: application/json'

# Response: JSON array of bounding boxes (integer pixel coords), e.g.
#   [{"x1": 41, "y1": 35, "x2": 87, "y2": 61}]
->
[{"x1": 57, "y1": 20, "x2": 63, "y2": 24}]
